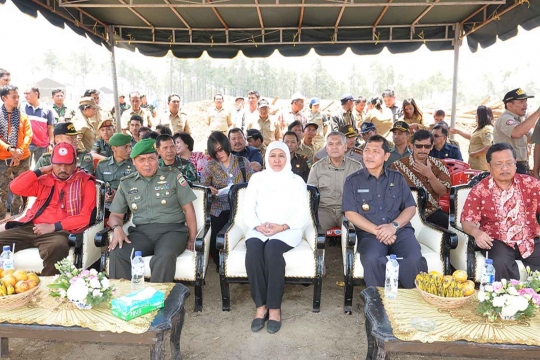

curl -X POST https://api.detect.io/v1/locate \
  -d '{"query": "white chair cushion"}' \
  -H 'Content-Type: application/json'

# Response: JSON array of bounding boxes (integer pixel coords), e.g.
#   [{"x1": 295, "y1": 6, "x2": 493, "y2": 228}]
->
[
  {"x1": 474, "y1": 252, "x2": 527, "y2": 282},
  {"x1": 14, "y1": 247, "x2": 75, "y2": 274},
  {"x1": 142, "y1": 251, "x2": 196, "y2": 281},
  {"x1": 225, "y1": 238, "x2": 316, "y2": 278}
]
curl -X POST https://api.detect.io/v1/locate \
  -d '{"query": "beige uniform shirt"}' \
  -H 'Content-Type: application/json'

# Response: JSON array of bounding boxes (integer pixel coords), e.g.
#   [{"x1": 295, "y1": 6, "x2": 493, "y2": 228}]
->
[
  {"x1": 72, "y1": 113, "x2": 96, "y2": 153},
  {"x1": 206, "y1": 107, "x2": 232, "y2": 133},
  {"x1": 297, "y1": 140, "x2": 320, "y2": 163},
  {"x1": 468, "y1": 125, "x2": 493, "y2": 171},
  {"x1": 160, "y1": 110, "x2": 190, "y2": 134},
  {"x1": 494, "y1": 110, "x2": 528, "y2": 161},
  {"x1": 307, "y1": 156, "x2": 363, "y2": 208},
  {"x1": 247, "y1": 116, "x2": 281, "y2": 145},
  {"x1": 120, "y1": 108, "x2": 153, "y2": 130}
]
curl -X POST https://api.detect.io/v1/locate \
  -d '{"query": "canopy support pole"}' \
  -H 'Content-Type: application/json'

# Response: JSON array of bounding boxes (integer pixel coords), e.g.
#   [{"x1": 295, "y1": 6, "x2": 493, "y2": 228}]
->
[
  {"x1": 108, "y1": 25, "x2": 122, "y2": 132},
  {"x1": 450, "y1": 21, "x2": 460, "y2": 134}
]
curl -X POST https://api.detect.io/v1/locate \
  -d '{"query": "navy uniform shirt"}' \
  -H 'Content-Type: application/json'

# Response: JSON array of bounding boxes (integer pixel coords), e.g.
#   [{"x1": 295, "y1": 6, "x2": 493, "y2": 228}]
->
[
  {"x1": 342, "y1": 167, "x2": 416, "y2": 236},
  {"x1": 231, "y1": 146, "x2": 263, "y2": 166},
  {"x1": 290, "y1": 153, "x2": 310, "y2": 183},
  {"x1": 429, "y1": 142, "x2": 463, "y2": 161}
]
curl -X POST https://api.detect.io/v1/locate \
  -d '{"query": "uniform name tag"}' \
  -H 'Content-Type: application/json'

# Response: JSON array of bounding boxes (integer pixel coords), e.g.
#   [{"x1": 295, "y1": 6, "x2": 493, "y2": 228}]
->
[
  {"x1": 357, "y1": 189, "x2": 369, "y2": 193},
  {"x1": 103, "y1": 172, "x2": 112, "y2": 175}
]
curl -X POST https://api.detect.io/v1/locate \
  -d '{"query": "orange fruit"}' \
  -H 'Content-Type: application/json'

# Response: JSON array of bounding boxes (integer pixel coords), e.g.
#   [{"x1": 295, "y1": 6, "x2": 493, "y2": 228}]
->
[
  {"x1": 27, "y1": 280, "x2": 38, "y2": 289},
  {"x1": 14, "y1": 280, "x2": 30, "y2": 294},
  {"x1": 13, "y1": 270, "x2": 28, "y2": 282},
  {"x1": 452, "y1": 270, "x2": 468, "y2": 284},
  {"x1": 2, "y1": 269, "x2": 15, "y2": 276},
  {"x1": 2, "y1": 275, "x2": 16, "y2": 287},
  {"x1": 463, "y1": 280, "x2": 475, "y2": 296},
  {"x1": 27, "y1": 273, "x2": 40, "y2": 284}
]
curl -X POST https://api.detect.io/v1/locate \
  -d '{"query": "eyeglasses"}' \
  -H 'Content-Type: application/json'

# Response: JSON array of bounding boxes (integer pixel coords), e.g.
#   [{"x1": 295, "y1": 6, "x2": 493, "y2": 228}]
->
[
  {"x1": 490, "y1": 161, "x2": 516, "y2": 169},
  {"x1": 413, "y1": 144, "x2": 433, "y2": 149},
  {"x1": 432, "y1": 134, "x2": 444, "y2": 138}
]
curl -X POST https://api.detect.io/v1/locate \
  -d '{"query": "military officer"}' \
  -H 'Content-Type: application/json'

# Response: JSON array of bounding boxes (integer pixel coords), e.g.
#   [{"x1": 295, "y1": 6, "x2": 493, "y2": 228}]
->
[
  {"x1": 34, "y1": 122, "x2": 95, "y2": 175},
  {"x1": 159, "y1": 94, "x2": 190, "y2": 134},
  {"x1": 283, "y1": 131, "x2": 310, "y2": 182},
  {"x1": 156, "y1": 134, "x2": 198, "y2": 183},
  {"x1": 95, "y1": 133, "x2": 134, "y2": 209},
  {"x1": 494, "y1": 88, "x2": 540, "y2": 174},
  {"x1": 313, "y1": 125, "x2": 363, "y2": 163},
  {"x1": 107, "y1": 139, "x2": 198, "y2": 283},
  {"x1": 72, "y1": 96, "x2": 100, "y2": 152},
  {"x1": 91, "y1": 119, "x2": 115, "y2": 159}
]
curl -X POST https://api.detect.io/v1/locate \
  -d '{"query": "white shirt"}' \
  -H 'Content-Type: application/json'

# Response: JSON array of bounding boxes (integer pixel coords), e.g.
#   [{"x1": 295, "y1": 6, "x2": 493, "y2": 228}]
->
[{"x1": 243, "y1": 171, "x2": 310, "y2": 247}]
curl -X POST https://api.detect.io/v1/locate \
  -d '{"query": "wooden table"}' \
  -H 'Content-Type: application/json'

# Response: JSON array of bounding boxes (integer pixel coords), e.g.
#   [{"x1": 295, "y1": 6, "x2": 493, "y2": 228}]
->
[
  {"x1": 361, "y1": 286, "x2": 540, "y2": 360},
  {"x1": 0, "y1": 283, "x2": 190, "y2": 360}
]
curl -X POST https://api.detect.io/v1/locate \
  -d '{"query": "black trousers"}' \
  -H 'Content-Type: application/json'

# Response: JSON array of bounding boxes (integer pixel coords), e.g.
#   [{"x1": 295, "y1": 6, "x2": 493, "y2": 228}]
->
[
  {"x1": 357, "y1": 229, "x2": 428, "y2": 288},
  {"x1": 245, "y1": 238, "x2": 293, "y2": 309},
  {"x1": 427, "y1": 209, "x2": 449, "y2": 229},
  {"x1": 481, "y1": 238, "x2": 540, "y2": 281},
  {"x1": 210, "y1": 210, "x2": 230, "y2": 267}
]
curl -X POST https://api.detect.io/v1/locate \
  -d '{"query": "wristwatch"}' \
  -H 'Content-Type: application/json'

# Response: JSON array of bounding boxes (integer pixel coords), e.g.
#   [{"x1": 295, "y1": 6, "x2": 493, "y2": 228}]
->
[
  {"x1": 392, "y1": 221, "x2": 399, "y2": 230},
  {"x1": 111, "y1": 224, "x2": 120, "y2": 231}
]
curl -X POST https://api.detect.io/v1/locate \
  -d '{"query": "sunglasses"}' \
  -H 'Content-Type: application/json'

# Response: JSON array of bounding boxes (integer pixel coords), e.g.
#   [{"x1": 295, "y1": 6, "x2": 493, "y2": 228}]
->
[{"x1": 413, "y1": 144, "x2": 433, "y2": 149}]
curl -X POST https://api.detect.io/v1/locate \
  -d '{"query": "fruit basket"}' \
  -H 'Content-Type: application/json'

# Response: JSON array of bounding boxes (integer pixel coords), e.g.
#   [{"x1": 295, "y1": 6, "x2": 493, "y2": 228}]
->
[
  {"x1": 415, "y1": 281, "x2": 474, "y2": 309},
  {"x1": 0, "y1": 283, "x2": 40, "y2": 310},
  {"x1": 0, "y1": 270, "x2": 42, "y2": 311}
]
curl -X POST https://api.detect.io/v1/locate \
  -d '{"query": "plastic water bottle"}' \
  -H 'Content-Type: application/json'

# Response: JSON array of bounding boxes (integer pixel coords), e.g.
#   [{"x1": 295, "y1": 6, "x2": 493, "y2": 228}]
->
[
  {"x1": 131, "y1": 251, "x2": 145, "y2": 291},
  {"x1": 1, "y1": 246, "x2": 14, "y2": 271},
  {"x1": 480, "y1": 259, "x2": 495, "y2": 292},
  {"x1": 384, "y1": 254, "x2": 399, "y2": 299}
]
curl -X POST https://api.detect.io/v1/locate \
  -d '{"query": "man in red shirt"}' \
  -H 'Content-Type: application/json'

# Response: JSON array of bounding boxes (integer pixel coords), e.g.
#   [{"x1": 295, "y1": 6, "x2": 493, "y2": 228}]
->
[
  {"x1": 461, "y1": 143, "x2": 540, "y2": 280},
  {"x1": 0, "y1": 143, "x2": 96, "y2": 275}
]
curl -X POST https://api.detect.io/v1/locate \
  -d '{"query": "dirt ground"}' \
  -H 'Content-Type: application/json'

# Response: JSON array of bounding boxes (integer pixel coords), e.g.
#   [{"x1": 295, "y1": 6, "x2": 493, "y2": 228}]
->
[{"x1": 3, "y1": 246, "x2": 532, "y2": 360}]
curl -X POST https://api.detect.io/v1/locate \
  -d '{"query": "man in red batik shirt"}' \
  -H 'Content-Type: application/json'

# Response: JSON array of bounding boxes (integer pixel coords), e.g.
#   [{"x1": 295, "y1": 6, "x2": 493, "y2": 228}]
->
[
  {"x1": 0, "y1": 143, "x2": 96, "y2": 275},
  {"x1": 461, "y1": 143, "x2": 540, "y2": 281}
]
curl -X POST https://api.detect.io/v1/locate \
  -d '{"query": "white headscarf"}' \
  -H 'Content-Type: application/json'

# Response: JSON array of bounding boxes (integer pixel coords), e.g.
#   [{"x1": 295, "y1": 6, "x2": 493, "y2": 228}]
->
[{"x1": 263, "y1": 141, "x2": 295, "y2": 181}]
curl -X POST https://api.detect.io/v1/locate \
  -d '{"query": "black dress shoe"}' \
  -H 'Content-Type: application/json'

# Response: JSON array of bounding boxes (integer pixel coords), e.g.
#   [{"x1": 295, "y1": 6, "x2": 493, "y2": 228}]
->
[
  {"x1": 267, "y1": 319, "x2": 281, "y2": 334},
  {"x1": 251, "y1": 312, "x2": 268, "y2": 332}
]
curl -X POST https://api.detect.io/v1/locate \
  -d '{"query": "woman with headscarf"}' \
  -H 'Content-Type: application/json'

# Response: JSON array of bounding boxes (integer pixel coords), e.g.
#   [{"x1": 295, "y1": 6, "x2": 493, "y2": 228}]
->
[{"x1": 243, "y1": 141, "x2": 310, "y2": 334}]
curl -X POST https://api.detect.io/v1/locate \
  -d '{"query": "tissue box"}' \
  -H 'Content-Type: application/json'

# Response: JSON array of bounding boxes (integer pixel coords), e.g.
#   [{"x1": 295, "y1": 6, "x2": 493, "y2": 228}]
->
[{"x1": 111, "y1": 287, "x2": 165, "y2": 321}]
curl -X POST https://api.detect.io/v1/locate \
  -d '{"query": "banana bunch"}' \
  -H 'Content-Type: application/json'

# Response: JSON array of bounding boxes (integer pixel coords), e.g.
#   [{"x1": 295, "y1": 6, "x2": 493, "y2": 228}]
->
[
  {"x1": 0, "y1": 280, "x2": 14, "y2": 296},
  {"x1": 415, "y1": 272, "x2": 465, "y2": 298}
]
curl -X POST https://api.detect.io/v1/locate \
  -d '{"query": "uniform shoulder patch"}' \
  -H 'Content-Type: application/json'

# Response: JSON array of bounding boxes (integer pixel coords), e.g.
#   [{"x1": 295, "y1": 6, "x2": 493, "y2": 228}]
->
[
  {"x1": 98, "y1": 158, "x2": 108, "y2": 163},
  {"x1": 177, "y1": 173, "x2": 187, "y2": 187},
  {"x1": 506, "y1": 119, "x2": 517, "y2": 126},
  {"x1": 120, "y1": 172, "x2": 137, "y2": 181},
  {"x1": 83, "y1": 154, "x2": 93, "y2": 162}
]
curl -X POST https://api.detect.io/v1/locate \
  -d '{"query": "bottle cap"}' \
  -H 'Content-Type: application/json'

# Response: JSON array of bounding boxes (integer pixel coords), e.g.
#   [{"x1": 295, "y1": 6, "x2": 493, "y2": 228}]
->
[
  {"x1": 135, "y1": 251, "x2": 142, "y2": 257},
  {"x1": 485, "y1": 259, "x2": 493, "y2": 265},
  {"x1": 389, "y1": 254, "x2": 397, "y2": 260},
  {"x1": 2, "y1": 246, "x2": 10, "y2": 251}
]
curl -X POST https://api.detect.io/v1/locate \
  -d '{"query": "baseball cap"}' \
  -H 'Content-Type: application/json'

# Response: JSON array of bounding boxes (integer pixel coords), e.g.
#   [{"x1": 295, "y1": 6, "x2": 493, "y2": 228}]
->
[
  {"x1": 51, "y1": 142, "x2": 76, "y2": 165},
  {"x1": 503, "y1": 88, "x2": 534, "y2": 103},
  {"x1": 235, "y1": 95, "x2": 244, "y2": 101},
  {"x1": 246, "y1": 129, "x2": 262, "y2": 140},
  {"x1": 340, "y1": 94, "x2": 359, "y2": 102},
  {"x1": 390, "y1": 121, "x2": 411, "y2": 133},
  {"x1": 291, "y1": 92, "x2": 304, "y2": 101},
  {"x1": 310, "y1": 98, "x2": 320, "y2": 106},
  {"x1": 304, "y1": 122, "x2": 319, "y2": 131},
  {"x1": 339, "y1": 125, "x2": 357, "y2": 138},
  {"x1": 360, "y1": 122, "x2": 376, "y2": 134},
  {"x1": 79, "y1": 96, "x2": 100, "y2": 109},
  {"x1": 258, "y1": 99, "x2": 270, "y2": 108},
  {"x1": 54, "y1": 122, "x2": 80, "y2": 136}
]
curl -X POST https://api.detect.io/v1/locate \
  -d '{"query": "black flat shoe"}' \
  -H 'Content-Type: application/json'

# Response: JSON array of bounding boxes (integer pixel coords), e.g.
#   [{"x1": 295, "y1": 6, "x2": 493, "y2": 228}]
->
[
  {"x1": 267, "y1": 319, "x2": 281, "y2": 334},
  {"x1": 251, "y1": 312, "x2": 268, "y2": 332}
]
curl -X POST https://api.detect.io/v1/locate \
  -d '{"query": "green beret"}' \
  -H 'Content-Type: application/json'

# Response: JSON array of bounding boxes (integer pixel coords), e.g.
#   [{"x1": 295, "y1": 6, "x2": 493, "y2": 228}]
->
[
  {"x1": 109, "y1": 133, "x2": 132, "y2": 147},
  {"x1": 130, "y1": 138, "x2": 156, "y2": 159}
]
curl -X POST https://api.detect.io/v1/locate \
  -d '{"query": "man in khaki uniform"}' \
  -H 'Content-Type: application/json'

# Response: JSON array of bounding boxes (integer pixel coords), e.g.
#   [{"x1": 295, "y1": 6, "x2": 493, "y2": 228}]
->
[
  {"x1": 159, "y1": 94, "x2": 190, "y2": 134},
  {"x1": 206, "y1": 93, "x2": 232, "y2": 135},
  {"x1": 354, "y1": 96, "x2": 367, "y2": 128},
  {"x1": 305, "y1": 98, "x2": 327, "y2": 148},
  {"x1": 246, "y1": 129, "x2": 267, "y2": 164},
  {"x1": 71, "y1": 97, "x2": 100, "y2": 152},
  {"x1": 494, "y1": 88, "x2": 540, "y2": 174},
  {"x1": 308, "y1": 131, "x2": 362, "y2": 232},
  {"x1": 120, "y1": 92, "x2": 153, "y2": 131},
  {"x1": 34, "y1": 122, "x2": 95, "y2": 175},
  {"x1": 246, "y1": 99, "x2": 281, "y2": 145},
  {"x1": 107, "y1": 139, "x2": 197, "y2": 283}
]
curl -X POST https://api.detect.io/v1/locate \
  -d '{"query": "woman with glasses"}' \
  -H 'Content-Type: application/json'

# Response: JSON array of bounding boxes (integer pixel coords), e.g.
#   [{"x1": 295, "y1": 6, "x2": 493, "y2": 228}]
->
[
  {"x1": 400, "y1": 98, "x2": 425, "y2": 131},
  {"x1": 201, "y1": 131, "x2": 254, "y2": 270},
  {"x1": 364, "y1": 97, "x2": 393, "y2": 139},
  {"x1": 450, "y1": 106, "x2": 494, "y2": 170},
  {"x1": 243, "y1": 141, "x2": 310, "y2": 334}
]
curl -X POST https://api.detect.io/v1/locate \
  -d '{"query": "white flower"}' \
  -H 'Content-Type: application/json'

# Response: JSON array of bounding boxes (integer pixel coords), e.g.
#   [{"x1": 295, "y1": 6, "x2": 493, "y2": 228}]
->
[
  {"x1": 513, "y1": 296, "x2": 530, "y2": 312},
  {"x1": 478, "y1": 291, "x2": 486, "y2": 302},
  {"x1": 484, "y1": 285, "x2": 493, "y2": 292},
  {"x1": 90, "y1": 269, "x2": 98, "y2": 276},
  {"x1": 493, "y1": 296, "x2": 506, "y2": 308},
  {"x1": 59, "y1": 289, "x2": 67, "y2": 298},
  {"x1": 100, "y1": 278, "x2": 110, "y2": 290},
  {"x1": 67, "y1": 278, "x2": 89, "y2": 303},
  {"x1": 508, "y1": 287, "x2": 518, "y2": 296},
  {"x1": 89, "y1": 278, "x2": 101, "y2": 289},
  {"x1": 92, "y1": 289, "x2": 103, "y2": 297},
  {"x1": 501, "y1": 305, "x2": 518, "y2": 318}
]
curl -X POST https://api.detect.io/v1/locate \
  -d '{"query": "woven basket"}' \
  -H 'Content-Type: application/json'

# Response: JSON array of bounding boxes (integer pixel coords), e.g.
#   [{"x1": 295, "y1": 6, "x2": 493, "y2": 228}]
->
[
  {"x1": 415, "y1": 281, "x2": 473, "y2": 309},
  {"x1": 0, "y1": 284, "x2": 40, "y2": 311}
]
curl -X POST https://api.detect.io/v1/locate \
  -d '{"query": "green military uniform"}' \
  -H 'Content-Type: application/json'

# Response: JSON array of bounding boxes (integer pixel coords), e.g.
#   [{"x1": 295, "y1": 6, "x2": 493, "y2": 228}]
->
[
  {"x1": 291, "y1": 153, "x2": 310, "y2": 183},
  {"x1": 158, "y1": 156, "x2": 198, "y2": 183},
  {"x1": 108, "y1": 139, "x2": 197, "y2": 283},
  {"x1": 91, "y1": 139, "x2": 112, "y2": 158},
  {"x1": 52, "y1": 104, "x2": 75, "y2": 123},
  {"x1": 34, "y1": 149, "x2": 94, "y2": 175},
  {"x1": 96, "y1": 157, "x2": 134, "y2": 208}
]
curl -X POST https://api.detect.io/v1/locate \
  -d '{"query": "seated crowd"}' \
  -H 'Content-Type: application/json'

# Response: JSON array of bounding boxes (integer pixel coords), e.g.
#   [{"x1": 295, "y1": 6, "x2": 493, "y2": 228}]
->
[{"x1": 2, "y1": 71, "x2": 540, "y2": 333}]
